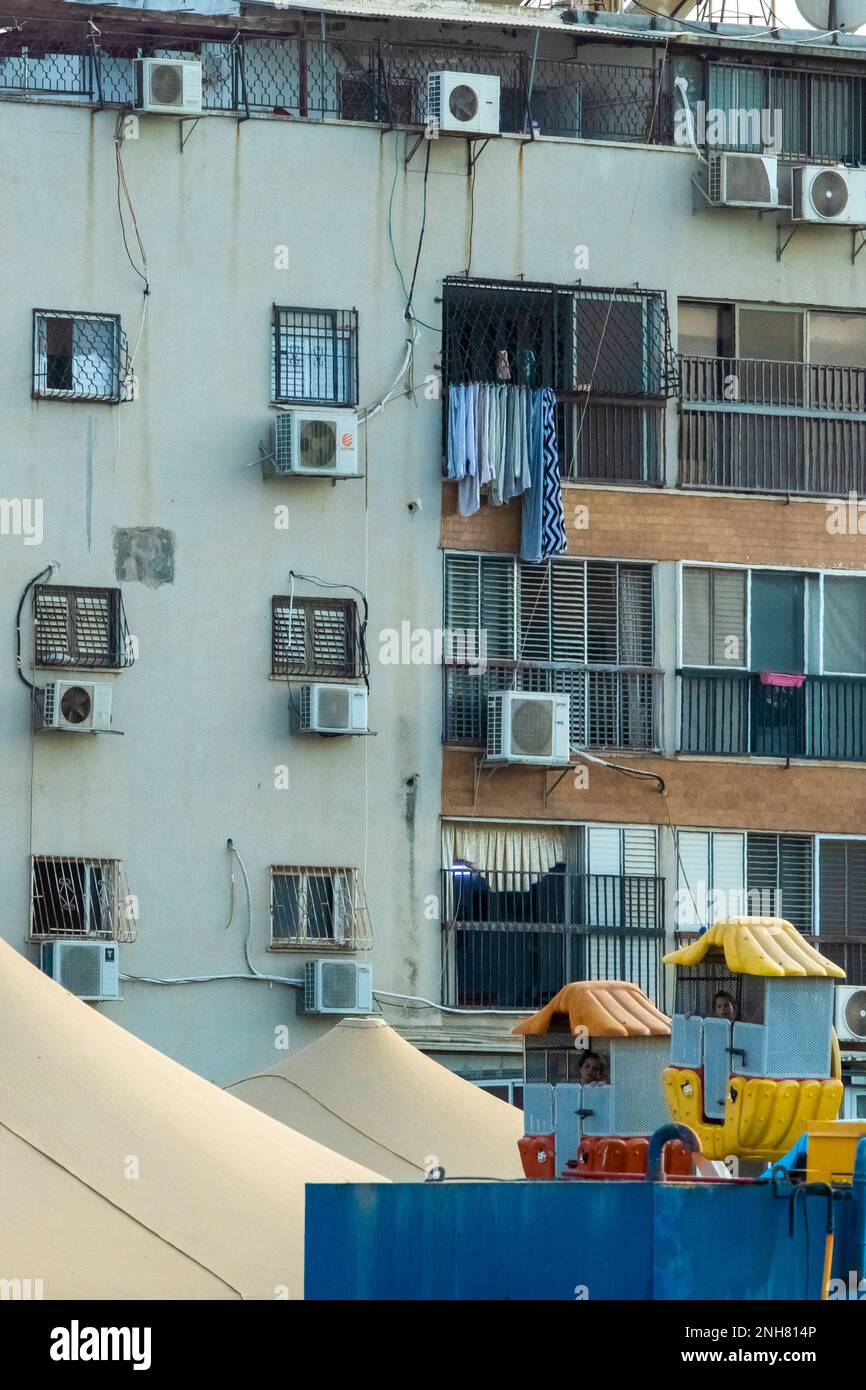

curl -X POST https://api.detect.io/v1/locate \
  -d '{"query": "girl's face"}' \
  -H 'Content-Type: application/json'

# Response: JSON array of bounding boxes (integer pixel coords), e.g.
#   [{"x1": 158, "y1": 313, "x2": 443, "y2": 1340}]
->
[{"x1": 580, "y1": 1056, "x2": 603, "y2": 1083}]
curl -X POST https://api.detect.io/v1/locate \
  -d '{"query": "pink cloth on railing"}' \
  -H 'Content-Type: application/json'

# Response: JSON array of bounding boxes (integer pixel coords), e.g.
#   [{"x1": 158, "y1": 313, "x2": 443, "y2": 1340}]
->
[{"x1": 759, "y1": 671, "x2": 806, "y2": 688}]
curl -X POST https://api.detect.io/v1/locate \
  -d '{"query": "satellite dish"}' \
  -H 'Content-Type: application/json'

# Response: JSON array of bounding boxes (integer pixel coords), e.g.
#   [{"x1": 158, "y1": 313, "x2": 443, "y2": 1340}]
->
[{"x1": 794, "y1": 0, "x2": 866, "y2": 31}]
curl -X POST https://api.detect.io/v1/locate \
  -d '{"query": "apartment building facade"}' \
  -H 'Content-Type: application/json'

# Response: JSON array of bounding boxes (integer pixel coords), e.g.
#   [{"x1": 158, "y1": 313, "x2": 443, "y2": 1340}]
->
[{"x1": 1, "y1": 0, "x2": 865, "y2": 1104}]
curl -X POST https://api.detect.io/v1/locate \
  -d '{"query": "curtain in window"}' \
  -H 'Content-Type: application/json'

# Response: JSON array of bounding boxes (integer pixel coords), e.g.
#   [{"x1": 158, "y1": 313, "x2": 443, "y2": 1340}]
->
[
  {"x1": 823, "y1": 576, "x2": 866, "y2": 675},
  {"x1": 442, "y1": 822, "x2": 566, "y2": 892}
]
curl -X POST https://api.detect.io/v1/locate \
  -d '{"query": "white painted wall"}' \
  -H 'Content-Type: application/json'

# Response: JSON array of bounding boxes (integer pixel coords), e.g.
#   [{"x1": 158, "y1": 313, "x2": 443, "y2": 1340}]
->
[{"x1": 2, "y1": 53, "x2": 864, "y2": 1080}]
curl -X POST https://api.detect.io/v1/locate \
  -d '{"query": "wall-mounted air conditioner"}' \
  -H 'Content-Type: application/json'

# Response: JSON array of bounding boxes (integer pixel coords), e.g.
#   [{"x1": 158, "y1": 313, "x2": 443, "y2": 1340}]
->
[
  {"x1": 487, "y1": 691, "x2": 571, "y2": 766},
  {"x1": 836, "y1": 984, "x2": 866, "y2": 1044},
  {"x1": 135, "y1": 58, "x2": 203, "y2": 116},
  {"x1": 304, "y1": 959, "x2": 373, "y2": 1015},
  {"x1": 426, "y1": 71, "x2": 501, "y2": 136},
  {"x1": 36, "y1": 680, "x2": 112, "y2": 734},
  {"x1": 792, "y1": 165, "x2": 866, "y2": 225},
  {"x1": 297, "y1": 683, "x2": 368, "y2": 735},
  {"x1": 707, "y1": 152, "x2": 779, "y2": 209},
  {"x1": 41, "y1": 941, "x2": 120, "y2": 1001},
  {"x1": 265, "y1": 409, "x2": 359, "y2": 479}
]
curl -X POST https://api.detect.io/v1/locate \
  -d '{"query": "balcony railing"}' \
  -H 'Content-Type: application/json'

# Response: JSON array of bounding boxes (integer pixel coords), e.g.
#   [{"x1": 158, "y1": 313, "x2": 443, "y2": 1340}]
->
[
  {"x1": 0, "y1": 20, "x2": 671, "y2": 144},
  {"x1": 679, "y1": 669, "x2": 866, "y2": 762},
  {"x1": 557, "y1": 399, "x2": 665, "y2": 485},
  {"x1": 444, "y1": 662, "x2": 663, "y2": 751},
  {"x1": 442, "y1": 868, "x2": 666, "y2": 1009},
  {"x1": 679, "y1": 355, "x2": 866, "y2": 496}
]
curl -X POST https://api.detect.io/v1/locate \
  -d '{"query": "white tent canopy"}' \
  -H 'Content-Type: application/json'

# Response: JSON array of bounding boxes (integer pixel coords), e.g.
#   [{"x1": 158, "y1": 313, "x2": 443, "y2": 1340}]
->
[
  {"x1": 0, "y1": 940, "x2": 383, "y2": 1299},
  {"x1": 227, "y1": 1016, "x2": 525, "y2": 1181}
]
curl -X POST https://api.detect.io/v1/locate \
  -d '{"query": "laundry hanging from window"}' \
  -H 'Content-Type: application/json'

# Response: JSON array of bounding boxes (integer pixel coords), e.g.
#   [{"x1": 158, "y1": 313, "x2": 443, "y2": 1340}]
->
[{"x1": 446, "y1": 381, "x2": 565, "y2": 561}]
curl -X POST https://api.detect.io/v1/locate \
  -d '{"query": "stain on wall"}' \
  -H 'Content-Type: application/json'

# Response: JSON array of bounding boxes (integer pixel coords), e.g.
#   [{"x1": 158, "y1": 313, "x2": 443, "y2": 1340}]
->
[{"x1": 113, "y1": 527, "x2": 175, "y2": 588}]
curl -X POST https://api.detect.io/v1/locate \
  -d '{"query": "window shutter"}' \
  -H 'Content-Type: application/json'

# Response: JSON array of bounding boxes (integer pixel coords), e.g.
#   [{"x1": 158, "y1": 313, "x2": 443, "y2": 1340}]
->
[
  {"x1": 587, "y1": 826, "x2": 622, "y2": 876},
  {"x1": 712, "y1": 570, "x2": 746, "y2": 667},
  {"x1": 711, "y1": 832, "x2": 745, "y2": 919},
  {"x1": 480, "y1": 556, "x2": 515, "y2": 659},
  {"x1": 518, "y1": 562, "x2": 552, "y2": 661},
  {"x1": 551, "y1": 562, "x2": 585, "y2": 662},
  {"x1": 623, "y1": 827, "x2": 657, "y2": 876},
  {"x1": 747, "y1": 833, "x2": 813, "y2": 934},
  {"x1": 444, "y1": 554, "x2": 480, "y2": 633},
  {"x1": 677, "y1": 831, "x2": 710, "y2": 928},
  {"x1": 586, "y1": 563, "x2": 619, "y2": 664},
  {"x1": 819, "y1": 840, "x2": 866, "y2": 936},
  {"x1": 682, "y1": 568, "x2": 711, "y2": 666}
]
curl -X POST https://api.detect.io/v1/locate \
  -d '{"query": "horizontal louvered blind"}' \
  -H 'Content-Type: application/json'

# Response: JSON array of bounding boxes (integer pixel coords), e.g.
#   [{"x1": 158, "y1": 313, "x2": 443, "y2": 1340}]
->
[
  {"x1": 623, "y1": 826, "x2": 658, "y2": 877},
  {"x1": 747, "y1": 833, "x2": 813, "y2": 935},
  {"x1": 445, "y1": 555, "x2": 653, "y2": 667},
  {"x1": 682, "y1": 567, "x2": 745, "y2": 667},
  {"x1": 272, "y1": 597, "x2": 359, "y2": 677},
  {"x1": 819, "y1": 839, "x2": 866, "y2": 937}
]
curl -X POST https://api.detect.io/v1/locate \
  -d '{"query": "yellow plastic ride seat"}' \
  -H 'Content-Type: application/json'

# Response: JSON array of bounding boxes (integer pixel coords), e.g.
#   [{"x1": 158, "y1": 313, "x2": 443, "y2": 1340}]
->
[{"x1": 663, "y1": 1067, "x2": 843, "y2": 1162}]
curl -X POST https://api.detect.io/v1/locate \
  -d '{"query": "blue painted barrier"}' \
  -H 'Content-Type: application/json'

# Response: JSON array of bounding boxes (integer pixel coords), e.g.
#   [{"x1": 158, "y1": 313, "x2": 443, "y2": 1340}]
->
[{"x1": 305, "y1": 1180, "x2": 828, "y2": 1301}]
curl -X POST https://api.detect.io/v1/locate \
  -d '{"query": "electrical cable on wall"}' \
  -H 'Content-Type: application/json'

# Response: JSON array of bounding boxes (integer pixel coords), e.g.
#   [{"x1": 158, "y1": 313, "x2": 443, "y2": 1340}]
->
[{"x1": 15, "y1": 564, "x2": 56, "y2": 691}]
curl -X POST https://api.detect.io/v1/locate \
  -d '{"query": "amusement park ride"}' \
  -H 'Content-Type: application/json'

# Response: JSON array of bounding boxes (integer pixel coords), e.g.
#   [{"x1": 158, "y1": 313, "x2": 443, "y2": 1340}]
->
[{"x1": 516, "y1": 916, "x2": 854, "y2": 1178}]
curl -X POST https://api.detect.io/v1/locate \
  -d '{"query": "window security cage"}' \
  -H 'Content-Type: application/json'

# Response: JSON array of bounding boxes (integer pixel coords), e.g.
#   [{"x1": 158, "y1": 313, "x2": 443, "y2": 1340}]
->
[
  {"x1": 34, "y1": 585, "x2": 135, "y2": 670},
  {"x1": 269, "y1": 867, "x2": 373, "y2": 950},
  {"x1": 30, "y1": 856, "x2": 137, "y2": 943},
  {"x1": 272, "y1": 306, "x2": 359, "y2": 407},
  {"x1": 32, "y1": 310, "x2": 130, "y2": 403},
  {"x1": 272, "y1": 595, "x2": 364, "y2": 680}
]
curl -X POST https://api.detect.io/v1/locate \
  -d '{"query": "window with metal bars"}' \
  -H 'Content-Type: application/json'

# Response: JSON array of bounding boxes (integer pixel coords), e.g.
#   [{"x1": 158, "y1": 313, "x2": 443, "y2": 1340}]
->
[
  {"x1": 33, "y1": 585, "x2": 134, "y2": 670},
  {"x1": 30, "y1": 856, "x2": 137, "y2": 943},
  {"x1": 443, "y1": 553, "x2": 658, "y2": 749},
  {"x1": 677, "y1": 829, "x2": 814, "y2": 934},
  {"x1": 441, "y1": 278, "x2": 677, "y2": 399},
  {"x1": 33, "y1": 310, "x2": 129, "y2": 403},
  {"x1": 747, "y1": 833, "x2": 814, "y2": 936},
  {"x1": 269, "y1": 867, "x2": 372, "y2": 949},
  {"x1": 272, "y1": 596, "x2": 362, "y2": 679},
  {"x1": 444, "y1": 554, "x2": 654, "y2": 666},
  {"x1": 272, "y1": 306, "x2": 358, "y2": 406}
]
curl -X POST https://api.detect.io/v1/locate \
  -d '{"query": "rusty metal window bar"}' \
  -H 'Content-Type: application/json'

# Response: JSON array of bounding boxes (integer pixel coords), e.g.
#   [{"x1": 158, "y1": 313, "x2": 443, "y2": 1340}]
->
[
  {"x1": 32, "y1": 310, "x2": 130, "y2": 403},
  {"x1": 34, "y1": 585, "x2": 134, "y2": 670},
  {"x1": 30, "y1": 856, "x2": 137, "y2": 943},
  {"x1": 270, "y1": 866, "x2": 373, "y2": 950},
  {"x1": 272, "y1": 306, "x2": 358, "y2": 407},
  {"x1": 272, "y1": 595, "x2": 362, "y2": 679}
]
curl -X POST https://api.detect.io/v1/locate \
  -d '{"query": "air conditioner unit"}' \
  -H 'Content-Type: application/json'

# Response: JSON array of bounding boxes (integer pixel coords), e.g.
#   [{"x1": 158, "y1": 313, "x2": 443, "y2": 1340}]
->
[
  {"x1": 297, "y1": 683, "x2": 368, "y2": 735},
  {"x1": 41, "y1": 941, "x2": 120, "y2": 1002},
  {"x1": 426, "y1": 71, "x2": 501, "y2": 136},
  {"x1": 265, "y1": 409, "x2": 360, "y2": 479},
  {"x1": 836, "y1": 984, "x2": 866, "y2": 1044},
  {"x1": 36, "y1": 680, "x2": 112, "y2": 734},
  {"x1": 707, "y1": 152, "x2": 779, "y2": 209},
  {"x1": 135, "y1": 58, "x2": 203, "y2": 116},
  {"x1": 486, "y1": 691, "x2": 571, "y2": 766},
  {"x1": 792, "y1": 165, "x2": 866, "y2": 225},
  {"x1": 304, "y1": 959, "x2": 373, "y2": 1015}
]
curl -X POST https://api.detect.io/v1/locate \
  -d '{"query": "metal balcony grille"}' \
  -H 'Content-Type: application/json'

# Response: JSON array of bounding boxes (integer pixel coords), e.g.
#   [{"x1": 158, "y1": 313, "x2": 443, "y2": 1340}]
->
[
  {"x1": 557, "y1": 399, "x2": 665, "y2": 485},
  {"x1": 804, "y1": 937, "x2": 866, "y2": 984},
  {"x1": 30, "y1": 856, "x2": 137, "y2": 943},
  {"x1": 32, "y1": 310, "x2": 130, "y2": 404},
  {"x1": 34, "y1": 585, "x2": 134, "y2": 670},
  {"x1": 272, "y1": 306, "x2": 358, "y2": 407},
  {"x1": 272, "y1": 596, "x2": 362, "y2": 679},
  {"x1": 270, "y1": 867, "x2": 372, "y2": 950},
  {"x1": 706, "y1": 60, "x2": 866, "y2": 165},
  {"x1": 679, "y1": 669, "x2": 866, "y2": 762},
  {"x1": 443, "y1": 278, "x2": 678, "y2": 398},
  {"x1": 679, "y1": 354, "x2": 866, "y2": 496},
  {"x1": 442, "y1": 869, "x2": 665, "y2": 1010}
]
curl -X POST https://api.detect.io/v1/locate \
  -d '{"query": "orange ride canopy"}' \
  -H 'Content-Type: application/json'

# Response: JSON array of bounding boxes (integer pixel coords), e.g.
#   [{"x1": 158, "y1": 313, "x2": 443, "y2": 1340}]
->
[{"x1": 512, "y1": 980, "x2": 671, "y2": 1038}]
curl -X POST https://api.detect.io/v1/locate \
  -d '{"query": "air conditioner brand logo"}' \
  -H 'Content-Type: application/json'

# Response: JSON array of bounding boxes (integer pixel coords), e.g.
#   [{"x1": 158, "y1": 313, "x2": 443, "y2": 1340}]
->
[
  {"x1": 341, "y1": 432, "x2": 354, "y2": 449},
  {"x1": 49, "y1": 1321, "x2": 152, "y2": 1371}
]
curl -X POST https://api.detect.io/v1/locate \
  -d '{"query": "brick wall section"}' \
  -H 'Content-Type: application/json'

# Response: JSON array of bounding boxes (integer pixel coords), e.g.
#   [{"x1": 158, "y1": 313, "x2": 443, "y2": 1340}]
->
[
  {"x1": 442, "y1": 746, "x2": 866, "y2": 835},
  {"x1": 440, "y1": 483, "x2": 866, "y2": 569}
]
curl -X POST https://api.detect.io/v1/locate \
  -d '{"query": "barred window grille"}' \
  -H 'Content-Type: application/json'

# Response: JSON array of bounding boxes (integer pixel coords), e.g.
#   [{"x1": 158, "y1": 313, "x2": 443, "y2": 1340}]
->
[
  {"x1": 33, "y1": 310, "x2": 129, "y2": 403},
  {"x1": 442, "y1": 278, "x2": 678, "y2": 399},
  {"x1": 270, "y1": 867, "x2": 372, "y2": 949},
  {"x1": 272, "y1": 596, "x2": 362, "y2": 678},
  {"x1": 34, "y1": 585, "x2": 134, "y2": 670},
  {"x1": 747, "y1": 833, "x2": 814, "y2": 936},
  {"x1": 272, "y1": 306, "x2": 358, "y2": 406},
  {"x1": 30, "y1": 856, "x2": 137, "y2": 943},
  {"x1": 443, "y1": 553, "x2": 659, "y2": 749}
]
